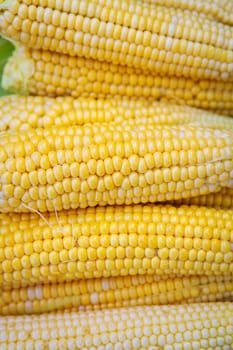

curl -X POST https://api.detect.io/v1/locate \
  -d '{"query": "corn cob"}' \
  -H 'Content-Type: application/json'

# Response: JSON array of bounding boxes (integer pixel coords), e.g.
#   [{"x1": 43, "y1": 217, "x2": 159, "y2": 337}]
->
[
  {"x1": 1, "y1": 95, "x2": 233, "y2": 132},
  {"x1": 1, "y1": 122, "x2": 233, "y2": 212},
  {"x1": 0, "y1": 204, "x2": 233, "y2": 288},
  {"x1": 0, "y1": 0, "x2": 233, "y2": 83},
  {"x1": 171, "y1": 188, "x2": 233, "y2": 210},
  {"x1": 0, "y1": 303, "x2": 232, "y2": 349},
  {"x1": 142, "y1": 0, "x2": 233, "y2": 25},
  {"x1": 1, "y1": 274, "x2": 232, "y2": 315},
  {"x1": 0, "y1": 95, "x2": 130, "y2": 131},
  {"x1": 2, "y1": 46, "x2": 233, "y2": 115}
]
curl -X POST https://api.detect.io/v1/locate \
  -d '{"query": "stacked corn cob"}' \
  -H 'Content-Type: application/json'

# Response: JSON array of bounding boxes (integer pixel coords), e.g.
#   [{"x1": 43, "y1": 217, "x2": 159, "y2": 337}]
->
[
  {"x1": 1, "y1": 0, "x2": 233, "y2": 114},
  {"x1": 0, "y1": 0, "x2": 233, "y2": 348}
]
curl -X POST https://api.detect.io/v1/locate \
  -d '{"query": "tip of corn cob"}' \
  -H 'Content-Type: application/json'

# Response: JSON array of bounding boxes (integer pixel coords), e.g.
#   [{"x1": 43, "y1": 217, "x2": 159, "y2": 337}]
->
[{"x1": 1, "y1": 43, "x2": 34, "y2": 95}]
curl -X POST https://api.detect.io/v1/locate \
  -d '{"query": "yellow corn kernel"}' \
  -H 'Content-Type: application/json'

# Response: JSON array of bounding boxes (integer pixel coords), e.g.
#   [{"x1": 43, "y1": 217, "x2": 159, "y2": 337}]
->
[
  {"x1": 172, "y1": 187, "x2": 233, "y2": 209},
  {"x1": 0, "y1": 303, "x2": 232, "y2": 348},
  {"x1": 0, "y1": 204, "x2": 233, "y2": 288},
  {"x1": 1, "y1": 95, "x2": 233, "y2": 132},
  {"x1": 1, "y1": 274, "x2": 232, "y2": 315},
  {"x1": 141, "y1": 0, "x2": 233, "y2": 26},
  {"x1": 0, "y1": 0, "x2": 232, "y2": 81},
  {"x1": 2, "y1": 46, "x2": 233, "y2": 115},
  {"x1": 0, "y1": 123, "x2": 233, "y2": 212}
]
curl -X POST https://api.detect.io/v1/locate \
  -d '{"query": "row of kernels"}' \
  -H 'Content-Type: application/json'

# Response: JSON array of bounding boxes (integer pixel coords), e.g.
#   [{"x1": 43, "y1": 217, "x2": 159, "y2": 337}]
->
[
  {"x1": 1, "y1": 260, "x2": 232, "y2": 288},
  {"x1": 1, "y1": 279, "x2": 232, "y2": 315},
  {"x1": 0, "y1": 303, "x2": 232, "y2": 348},
  {"x1": 13, "y1": 0, "x2": 233, "y2": 50},
  {"x1": 11, "y1": 31, "x2": 232, "y2": 82}
]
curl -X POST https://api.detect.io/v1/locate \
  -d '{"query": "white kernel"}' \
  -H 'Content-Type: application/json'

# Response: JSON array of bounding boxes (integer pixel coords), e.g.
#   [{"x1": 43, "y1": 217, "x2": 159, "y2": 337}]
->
[
  {"x1": 110, "y1": 333, "x2": 117, "y2": 343},
  {"x1": 149, "y1": 335, "x2": 157, "y2": 345},
  {"x1": 134, "y1": 328, "x2": 142, "y2": 337},
  {"x1": 209, "y1": 339, "x2": 217, "y2": 347},
  {"x1": 114, "y1": 342, "x2": 122, "y2": 350},
  {"x1": 31, "y1": 330, "x2": 40, "y2": 340},
  {"x1": 126, "y1": 330, "x2": 133, "y2": 339},
  {"x1": 218, "y1": 327, "x2": 226, "y2": 336},
  {"x1": 177, "y1": 323, "x2": 186, "y2": 332},
  {"x1": 123, "y1": 340, "x2": 131, "y2": 349},
  {"x1": 131, "y1": 14, "x2": 138, "y2": 28},
  {"x1": 184, "y1": 331, "x2": 192, "y2": 341},
  {"x1": 161, "y1": 325, "x2": 168, "y2": 334},
  {"x1": 168, "y1": 23, "x2": 176, "y2": 36},
  {"x1": 228, "y1": 63, "x2": 233, "y2": 72},
  {"x1": 106, "y1": 344, "x2": 114, "y2": 350},
  {"x1": 152, "y1": 326, "x2": 160, "y2": 334},
  {"x1": 200, "y1": 339, "x2": 209, "y2": 348},
  {"x1": 101, "y1": 334, "x2": 109, "y2": 344},
  {"x1": 25, "y1": 340, "x2": 34, "y2": 350},
  {"x1": 186, "y1": 321, "x2": 194, "y2": 330},
  {"x1": 169, "y1": 324, "x2": 177, "y2": 333},
  {"x1": 76, "y1": 338, "x2": 84, "y2": 348},
  {"x1": 99, "y1": 324, "x2": 107, "y2": 332},
  {"x1": 101, "y1": 279, "x2": 109, "y2": 291},
  {"x1": 51, "y1": 329, "x2": 58, "y2": 338},
  {"x1": 16, "y1": 341, "x2": 24, "y2": 350},
  {"x1": 132, "y1": 338, "x2": 140, "y2": 348},
  {"x1": 0, "y1": 332, "x2": 7, "y2": 341},
  {"x1": 117, "y1": 322, "x2": 125, "y2": 331},
  {"x1": 109, "y1": 322, "x2": 117, "y2": 331},
  {"x1": 85, "y1": 335, "x2": 93, "y2": 347},
  {"x1": 175, "y1": 333, "x2": 183, "y2": 342},
  {"x1": 184, "y1": 341, "x2": 193, "y2": 349},
  {"x1": 59, "y1": 328, "x2": 67, "y2": 337},
  {"x1": 165, "y1": 346, "x2": 173, "y2": 350},
  {"x1": 191, "y1": 341, "x2": 200, "y2": 350},
  {"x1": 158, "y1": 335, "x2": 165, "y2": 346},
  {"x1": 225, "y1": 335, "x2": 233, "y2": 344},
  {"x1": 0, "y1": 345, "x2": 7, "y2": 350},
  {"x1": 67, "y1": 338, "x2": 76, "y2": 349},
  {"x1": 202, "y1": 329, "x2": 209, "y2": 338},
  {"x1": 28, "y1": 287, "x2": 35, "y2": 300},
  {"x1": 217, "y1": 337, "x2": 225, "y2": 346},
  {"x1": 24, "y1": 301, "x2": 33, "y2": 313},
  {"x1": 143, "y1": 327, "x2": 151, "y2": 336},
  {"x1": 35, "y1": 340, "x2": 44, "y2": 350},
  {"x1": 67, "y1": 328, "x2": 75, "y2": 337},
  {"x1": 106, "y1": 343, "x2": 113, "y2": 350},
  {"x1": 118, "y1": 331, "x2": 125, "y2": 342},
  {"x1": 194, "y1": 321, "x2": 202, "y2": 329},
  {"x1": 35, "y1": 288, "x2": 43, "y2": 301},
  {"x1": 8, "y1": 331, "x2": 16, "y2": 342},
  {"x1": 93, "y1": 335, "x2": 101, "y2": 346},
  {"x1": 212, "y1": 319, "x2": 220, "y2": 327},
  {"x1": 141, "y1": 336, "x2": 148, "y2": 347},
  {"x1": 90, "y1": 326, "x2": 99, "y2": 334},
  {"x1": 167, "y1": 334, "x2": 174, "y2": 344},
  {"x1": 41, "y1": 330, "x2": 49, "y2": 340}
]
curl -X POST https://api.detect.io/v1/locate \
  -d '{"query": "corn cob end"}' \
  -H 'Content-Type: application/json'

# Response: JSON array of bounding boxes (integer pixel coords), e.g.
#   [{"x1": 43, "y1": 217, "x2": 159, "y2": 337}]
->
[
  {"x1": 1, "y1": 44, "x2": 34, "y2": 94},
  {"x1": 0, "y1": 0, "x2": 13, "y2": 9}
]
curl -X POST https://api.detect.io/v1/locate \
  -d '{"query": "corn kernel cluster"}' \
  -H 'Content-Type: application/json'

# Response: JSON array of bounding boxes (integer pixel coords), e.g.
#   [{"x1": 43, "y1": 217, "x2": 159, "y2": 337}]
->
[
  {"x1": 1, "y1": 0, "x2": 233, "y2": 115},
  {"x1": 0, "y1": 204, "x2": 232, "y2": 289},
  {"x1": 1, "y1": 303, "x2": 233, "y2": 349},
  {"x1": 0, "y1": 0, "x2": 233, "y2": 348}
]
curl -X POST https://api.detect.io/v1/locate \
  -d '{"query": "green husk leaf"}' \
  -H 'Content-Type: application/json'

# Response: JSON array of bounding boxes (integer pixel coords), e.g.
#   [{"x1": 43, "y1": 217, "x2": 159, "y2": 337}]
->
[{"x1": 0, "y1": 36, "x2": 14, "y2": 96}]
